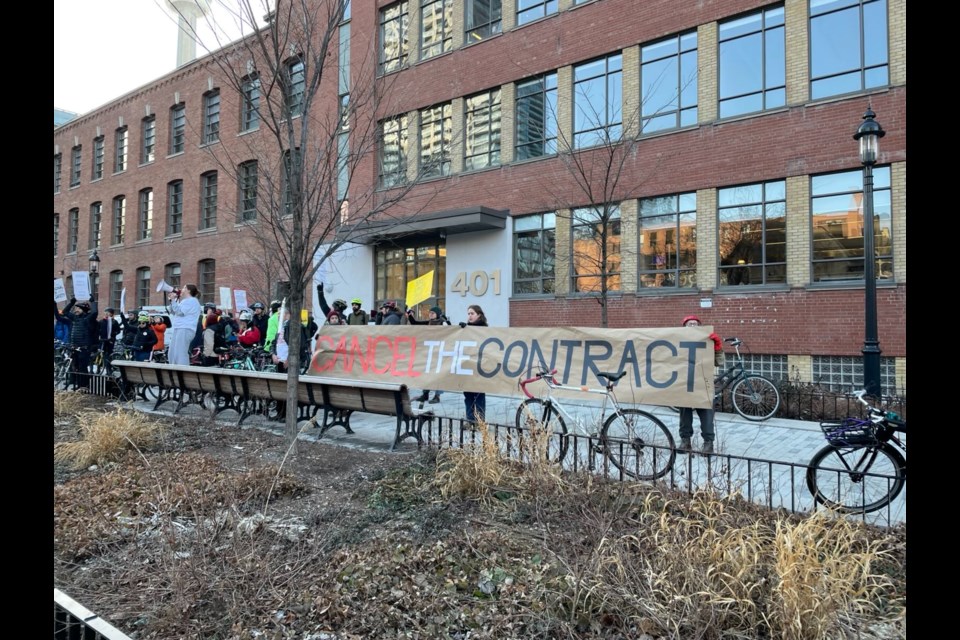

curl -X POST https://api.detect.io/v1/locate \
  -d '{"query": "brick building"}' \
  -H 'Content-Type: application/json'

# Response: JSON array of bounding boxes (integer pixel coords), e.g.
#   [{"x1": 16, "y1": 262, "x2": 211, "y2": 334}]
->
[{"x1": 53, "y1": 0, "x2": 906, "y2": 391}]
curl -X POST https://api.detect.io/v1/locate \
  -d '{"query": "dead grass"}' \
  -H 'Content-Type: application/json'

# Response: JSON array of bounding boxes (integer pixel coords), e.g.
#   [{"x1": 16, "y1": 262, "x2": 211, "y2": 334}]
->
[{"x1": 54, "y1": 406, "x2": 164, "y2": 470}]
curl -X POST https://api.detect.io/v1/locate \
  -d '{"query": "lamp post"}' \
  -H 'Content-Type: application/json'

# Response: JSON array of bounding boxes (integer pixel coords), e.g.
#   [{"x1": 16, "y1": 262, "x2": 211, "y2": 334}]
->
[{"x1": 853, "y1": 107, "x2": 885, "y2": 398}]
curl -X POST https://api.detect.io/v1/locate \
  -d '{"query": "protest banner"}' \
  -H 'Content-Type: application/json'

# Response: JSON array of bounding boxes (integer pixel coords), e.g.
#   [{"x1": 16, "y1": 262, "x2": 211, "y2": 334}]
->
[{"x1": 310, "y1": 325, "x2": 716, "y2": 407}]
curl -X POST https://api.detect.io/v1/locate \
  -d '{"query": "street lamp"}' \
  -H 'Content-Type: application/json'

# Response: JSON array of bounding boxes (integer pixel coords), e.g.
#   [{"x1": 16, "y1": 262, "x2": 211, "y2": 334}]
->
[{"x1": 853, "y1": 106, "x2": 885, "y2": 398}]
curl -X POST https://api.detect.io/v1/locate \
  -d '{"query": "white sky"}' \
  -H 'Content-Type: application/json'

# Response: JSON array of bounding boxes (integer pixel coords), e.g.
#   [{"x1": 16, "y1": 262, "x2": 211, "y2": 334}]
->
[{"x1": 54, "y1": 0, "x2": 255, "y2": 115}]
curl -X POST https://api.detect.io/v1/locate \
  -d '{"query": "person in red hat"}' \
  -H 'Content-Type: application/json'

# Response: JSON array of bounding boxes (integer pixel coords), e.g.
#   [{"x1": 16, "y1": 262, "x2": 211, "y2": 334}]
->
[{"x1": 677, "y1": 315, "x2": 722, "y2": 454}]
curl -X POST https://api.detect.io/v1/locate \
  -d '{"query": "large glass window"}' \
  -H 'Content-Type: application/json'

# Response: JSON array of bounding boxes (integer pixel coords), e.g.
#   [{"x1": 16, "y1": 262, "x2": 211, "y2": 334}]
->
[
  {"x1": 464, "y1": 89, "x2": 502, "y2": 171},
  {"x1": 466, "y1": 0, "x2": 501, "y2": 42},
  {"x1": 203, "y1": 90, "x2": 221, "y2": 143},
  {"x1": 112, "y1": 196, "x2": 125, "y2": 245},
  {"x1": 420, "y1": 103, "x2": 452, "y2": 178},
  {"x1": 167, "y1": 180, "x2": 183, "y2": 236},
  {"x1": 379, "y1": 115, "x2": 409, "y2": 188},
  {"x1": 138, "y1": 189, "x2": 154, "y2": 241},
  {"x1": 114, "y1": 127, "x2": 128, "y2": 172},
  {"x1": 571, "y1": 205, "x2": 621, "y2": 293},
  {"x1": 200, "y1": 171, "x2": 218, "y2": 230},
  {"x1": 170, "y1": 103, "x2": 186, "y2": 154},
  {"x1": 518, "y1": 0, "x2": 557, "y2": 26},
  {"x1": 718, "y1": 180, "x2": 786, "y2": 286},
  {"x1": 380, "y1": 2, "x2": 409, "y2": 74},
  {"x1": 92, "y1": 137, "x2": 104, "y2": 180},
  {"x1": 238, "y1": 160, "x2": 258, "y2": 222},
  {"x1": 641, "y1": 31, "x2": 698, "y2": 134},
  {"x1": 574, "y1": 54, "x2": 622, "y2": 148},
  {"x1": 136, "y1": 267, "x2": 152, "y2": 308},
  {"x1": 420, "y1": 0, "x2": 452, "y2": 60},
  {"x1": 89, "y1": 202, "x2": 102, "y2": 250},
  {"x1": 54, "y1": 154, "x2": 62, "y2": 194},
  {"x1": 285, "y1": 59, "x2": 305, "y2": 117},
  {"x1": 141, "y1": 116, "x2": 156, "y2": 163},
  {"x1": 70, "y1": 146, "x2": 82, "y2": 186},
  {"x1": 811, "y1": 166, "x2": 892, "y2": 282},
  {"x1": 375, "y1": 243, "x2": 446, "y2": 316},
  {"x1": 241, "y1": 74, "x2": 260, "y2": 132},
  {"x1": 513, "y1": 213, "x2": 556, "y2": 295},
  {"x1": 198, "y1": 260, "x2": 217, "y2": 304},
  {"x1": 638, "y1": 192, "x2": 697, "y2": 289},
  {"x1": 810, "y1": 0, "x2": 888, "y2": 100},
  {"x1": 515, "y1": 72, "x2": 557, "y2": 161},
  {"x1": 109, "y1": 271, "x2": 124, "y2": 311},
  {"x1": 719, "y1": 6, "x2": 785, "y2": 118},
  {"x1": 67, "y1": 208, "x2": 79, "y2": 253}
]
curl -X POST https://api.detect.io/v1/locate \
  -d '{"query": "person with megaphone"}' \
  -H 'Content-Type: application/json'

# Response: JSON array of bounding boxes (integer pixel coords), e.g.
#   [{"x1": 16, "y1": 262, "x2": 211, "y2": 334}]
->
[{"x1": 167, "y1": 284, "x2": 202, "y2": 365}]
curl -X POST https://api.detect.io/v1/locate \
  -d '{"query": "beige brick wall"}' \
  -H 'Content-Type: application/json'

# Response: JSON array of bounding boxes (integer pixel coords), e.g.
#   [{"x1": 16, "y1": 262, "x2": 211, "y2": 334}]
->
[
  {"x1": 555, "y1": 208, "x2": 572, "y2": 295},
  {"x1": 500, "y1": 81, "x2": 516, "y2": 165},
  {"x1": 889, "y1": 0, "x2": 906, "y2": 85},
  {"x1": 451, "y1": 97, "x2": 465, "y2": 173},
  {"x1": 622, "y1": 45, "x2": 641, "y2": 139},
  {"x1": 619, "y1": 199, "x2": 638, "y2": 292},
  {"x1": 785, "y1": 176, "x2": 810, "y2": 286},
  {"x1": 696, "y1": 188, "x2": 717, "y2": 290},
  {"x1": 891, "y1": 162, "x2": 906, "y2": 282},
  {"x1": 784, "y1": 0, "x2": 808, "y2": 106},
  {"x1": 557, "y1": 65, "x2": 574, "y2": 153},
  {"x1": 788, "y1": 354, "x2": 812, "y2": 384},
  {"x1": 697, "y1": 22, "x2": 718, "y2": 124}
]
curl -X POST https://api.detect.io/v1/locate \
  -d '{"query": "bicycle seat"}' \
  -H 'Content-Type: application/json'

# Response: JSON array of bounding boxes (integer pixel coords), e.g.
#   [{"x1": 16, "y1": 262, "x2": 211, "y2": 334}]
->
[{"x1": 597, "y1": 371, "x2": 627, "y2": 383}]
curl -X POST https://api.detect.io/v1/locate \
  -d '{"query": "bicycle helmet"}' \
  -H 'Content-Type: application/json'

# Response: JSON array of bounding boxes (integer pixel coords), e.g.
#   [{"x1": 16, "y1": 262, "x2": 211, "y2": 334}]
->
[
  {"x1": 239, "y1": 310, "x2": 253, "y2": 321},
  {"x1": 351, "y1": 297, "x2": 362, "y2": 305},
  {"x1": 682, "y1": 314, "x2": 702, "y2": 326},
  {"x1": 251, "y1": 302, "x2": 265, "y2": 310}
]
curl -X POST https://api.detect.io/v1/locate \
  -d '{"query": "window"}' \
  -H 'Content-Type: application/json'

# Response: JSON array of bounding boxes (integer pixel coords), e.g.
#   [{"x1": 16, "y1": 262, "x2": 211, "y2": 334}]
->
[
  {"x1": 170, "y1": 103, "x2": 186, "y2": 154},
  {"x1": 114, "y1": 127, "x2": 128, "y2": 172},
  {"x1": 466, "y1": 0, "x2": 501, "y2": 42},
  {"x1": 238, "y1": 161, "x2": 258, "y2": 222},
  {"x1": 719, "y1": 6, "x2": 785, "y2": 118},
  {"x1": 164, "y1": 263, "x2": 182, "y2": 290},
  {"x1": 141, "y1": 116, "x2": 156, "y2": 163},
  {"x1": 420, "y1": 0, "x2": 452, "y2": 59},
  {"x1": 282, "y1": 149, "x2": 302, "y2": 216},
  {"x1": 89, "y1": 202, "x2": 102, "y2": 250},
  {"x1": 419, "y1": 103, "x2": 452, "y2": 178},
  {"x1": 718, "y1": 180, "x2": 786, "y2": 286},
  {"x1": 515, "y1": 72, "x2": 558, "y2": 160},
  {"x1": 203, "y1": 90, "x2": 221, "y2": 144},
  {"x1": 92, "y1": 137, "x2": 104, "y2": 180},
  {"x1": 571, "y1": 205, "x2": 621, "y2": 293},
  {"x1": 638, "y1": 192, "x2": 697, "y2": 289},
  {"x1": 811, "y1": 166, "x2": 892, "y2": 283},
  {"x1": 285, "y1": 59, "x2": 305, "y2": 117},
  {"x1": 112, "y1": 196, "x2": 126, "y2": 245},
  {"x1": 518, "y1": 0, "x2": 557, "y2": 26},
  {"x1": 54, "y1": 213, "x2": 60, "y2": 256},
  {"x1": 379, "y1": 115, "x2": 409, "y2": 188},
  {"x1": 167, "y1": 180, "x2": 184, "y2": 235},
  {"x1": 109, "y1": 271, "x2": 124, "y2": 311},
  {"x1": 138, "y1": 189, "x2": 154, "y2": 240},
  {"x1": 200, "y1": 171, "x2": 218, "y2": 230},
  {"x1": 67, "y1": 208, "x2": 79, "y2": 253},
  {"x1": 198, "y1": 260, "x2": 216, "y2": 304},
  {"x1": 641, "y1": 31, "x2": 698, "y2": 134},
  {"x1": 241, "y1": 74, "x2": 260, "y2": 131},
  {"x1": 54, "y1": 154, "x2": 62, "y2": 194},
  {"x1": 136, "y1": 267, "x2": 152, "y2": 307},
  {"x1": 513, "y1": 213, "x2": 556, "y2": 294},
  {"x1": 574, "y1": 54, "x2": 622, "y2": 148},
  {"x1": 812, "y1": 355, "x2": 896, "y2": 395},
  {"x1": 464, "y1": 89, "x2": 502, "y2": 170},
  {"x1": 70, "y1": 146, "x2": 82, "y2": 186},
  {"x1": 810, "y1": 0, "x2": 888, "y2": 100},
  {"x1": 379, "y1": 2, "x2": 408, "y2": 74}
]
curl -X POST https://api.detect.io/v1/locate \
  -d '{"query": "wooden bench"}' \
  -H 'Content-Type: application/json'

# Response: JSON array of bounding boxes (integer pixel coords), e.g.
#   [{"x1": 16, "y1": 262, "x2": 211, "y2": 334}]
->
[{"x1": 113, "y1": 361, "x2": 434, "y2": 450}]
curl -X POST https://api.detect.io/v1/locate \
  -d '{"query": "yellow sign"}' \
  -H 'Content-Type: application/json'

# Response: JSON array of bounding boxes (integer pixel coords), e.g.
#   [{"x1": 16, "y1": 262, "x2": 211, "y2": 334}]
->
[{"x1": 405, "y1": 270, "x2": 434, "y2": 307}]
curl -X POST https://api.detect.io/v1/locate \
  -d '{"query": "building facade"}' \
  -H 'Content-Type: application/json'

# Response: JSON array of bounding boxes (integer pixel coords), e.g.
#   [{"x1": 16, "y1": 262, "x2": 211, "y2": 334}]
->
[{"x1": 53, "y1": 0, "x2": 906, "y2": 391}]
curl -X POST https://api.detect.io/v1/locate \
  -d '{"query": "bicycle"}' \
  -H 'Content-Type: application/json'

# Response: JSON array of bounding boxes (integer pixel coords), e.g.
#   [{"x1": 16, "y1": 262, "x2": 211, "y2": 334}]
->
[
  {"x1": 805, "y1": 389, "x2": 906, "y2": 514},
  {"x1": 670, "y1": 337, "x2": 781, "y2": 421},
  {"x1": 517, "y1": 367, "x2": 676, "y2": 480}
]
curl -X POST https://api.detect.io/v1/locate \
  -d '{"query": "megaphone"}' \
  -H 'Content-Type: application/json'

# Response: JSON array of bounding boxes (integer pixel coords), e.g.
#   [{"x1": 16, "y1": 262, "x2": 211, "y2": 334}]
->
[{"x1": 156, "y1": 280, "x2": 180, "y2": 295}]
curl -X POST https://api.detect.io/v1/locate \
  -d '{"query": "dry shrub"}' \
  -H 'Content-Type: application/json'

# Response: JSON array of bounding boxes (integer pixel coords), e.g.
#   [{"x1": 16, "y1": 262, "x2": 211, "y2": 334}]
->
[
  {"x1": 54, "y1": 407, "x2": 163, "y2": 470},
  {"x1": 54, "y1": 390, "x2": 87, "y2": 422}
]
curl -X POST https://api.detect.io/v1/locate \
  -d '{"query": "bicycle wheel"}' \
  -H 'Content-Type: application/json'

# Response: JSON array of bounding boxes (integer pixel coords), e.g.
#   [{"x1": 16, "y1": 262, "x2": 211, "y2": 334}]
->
[
  {"x1": 515, "y1": 398, "x2": 568, "y2": 463},
  {"x1": 730, "y1": 374, "x2": 780, "y2": 421},
  {"x1": 601, "y1": 409, "x2": 676, "y2": 481},
  {"x1": 806, "y1": 443, "x2": 906, "y2": 514}
]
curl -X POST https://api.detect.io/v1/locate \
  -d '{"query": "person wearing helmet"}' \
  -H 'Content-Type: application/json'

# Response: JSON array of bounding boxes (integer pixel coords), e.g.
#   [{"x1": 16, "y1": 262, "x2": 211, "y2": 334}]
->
[
  {"x1": 131, "y1": 313, "x2": 158, "y2": 361},
  {"x1": 237, "y1": 310, "x2": 261, "y2": 346},
  {"x1": 347, "y1": 297, "x2": 370, "y2": 325},
  {"x1": 316, "y1": 282, "x2": 348, "y2": 324},
  {"x1": 677, "y1": 315, "x2": 722, "y2": 455}
]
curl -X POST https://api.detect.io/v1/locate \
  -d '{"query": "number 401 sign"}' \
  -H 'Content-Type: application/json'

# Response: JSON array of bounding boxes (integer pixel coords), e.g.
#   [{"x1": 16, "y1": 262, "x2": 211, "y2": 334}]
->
[{"x1": 450, "y1": 269, "x2": 501, "y2": 297}]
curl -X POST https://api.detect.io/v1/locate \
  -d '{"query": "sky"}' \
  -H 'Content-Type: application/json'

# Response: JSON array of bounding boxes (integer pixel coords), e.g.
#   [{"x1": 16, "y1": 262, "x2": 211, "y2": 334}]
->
[{"x1": 54, "y1": 0, "x2": 251, "y2": 115}]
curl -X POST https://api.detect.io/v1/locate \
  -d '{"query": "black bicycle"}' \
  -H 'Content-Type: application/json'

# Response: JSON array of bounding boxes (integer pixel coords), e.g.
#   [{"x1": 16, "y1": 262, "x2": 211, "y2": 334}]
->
[{"x1": 805, "y1": 390, "x2": 906, "y2": 514}]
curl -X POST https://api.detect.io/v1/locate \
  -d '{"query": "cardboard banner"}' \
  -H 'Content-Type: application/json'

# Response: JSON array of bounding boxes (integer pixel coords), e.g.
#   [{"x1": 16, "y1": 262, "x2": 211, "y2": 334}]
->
[
  {"x1": 309, "y1": 325, "x2": 716, "y2": 408},
  {"x1": 405, "y1": 270, "x2": 434, "y2": 308},
  {"x1": 54, "y1": 278, "x2": 68, "y2": 303}
]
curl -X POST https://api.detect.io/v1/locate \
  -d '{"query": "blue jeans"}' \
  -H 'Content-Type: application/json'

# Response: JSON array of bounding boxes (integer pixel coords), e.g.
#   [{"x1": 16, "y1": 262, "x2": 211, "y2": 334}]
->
[{"x1": 464, "y1": 392, "x2": 485, "y2": 424}]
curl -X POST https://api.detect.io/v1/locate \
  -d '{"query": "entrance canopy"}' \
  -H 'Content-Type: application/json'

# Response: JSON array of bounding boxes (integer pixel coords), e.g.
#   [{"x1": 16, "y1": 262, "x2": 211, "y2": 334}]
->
[{"x1": 340, "y1": 206, "x2": 508, "y2": 245}]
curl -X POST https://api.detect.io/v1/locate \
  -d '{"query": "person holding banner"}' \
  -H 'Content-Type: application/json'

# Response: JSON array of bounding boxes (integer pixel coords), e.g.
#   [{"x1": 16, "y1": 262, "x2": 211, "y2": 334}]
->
[
  {"x1": 167, "y1": 284, "x2": 202, "y2": 365},
  {"x1": 676, "y1": 315, "x2": 722, "y2": 455},
  {"x1": 460, "y1": 304, "x2": 489, "y2": 426}
]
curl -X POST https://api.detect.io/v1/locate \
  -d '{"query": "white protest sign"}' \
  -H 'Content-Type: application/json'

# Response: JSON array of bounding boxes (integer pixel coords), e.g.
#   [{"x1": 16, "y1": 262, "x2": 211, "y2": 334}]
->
[
  {"x1": 234, "y1": 289, "x2": 248, "y2": 311},
  {"x1": 72, "y1": 272, "x2": 91, "y2": 301},
  {"x1": 219, "y1": 287, "x2": 233, "y2": 310},
  {"x1": 54, "y1": 278, "x2": 68, "y2": 303}
]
